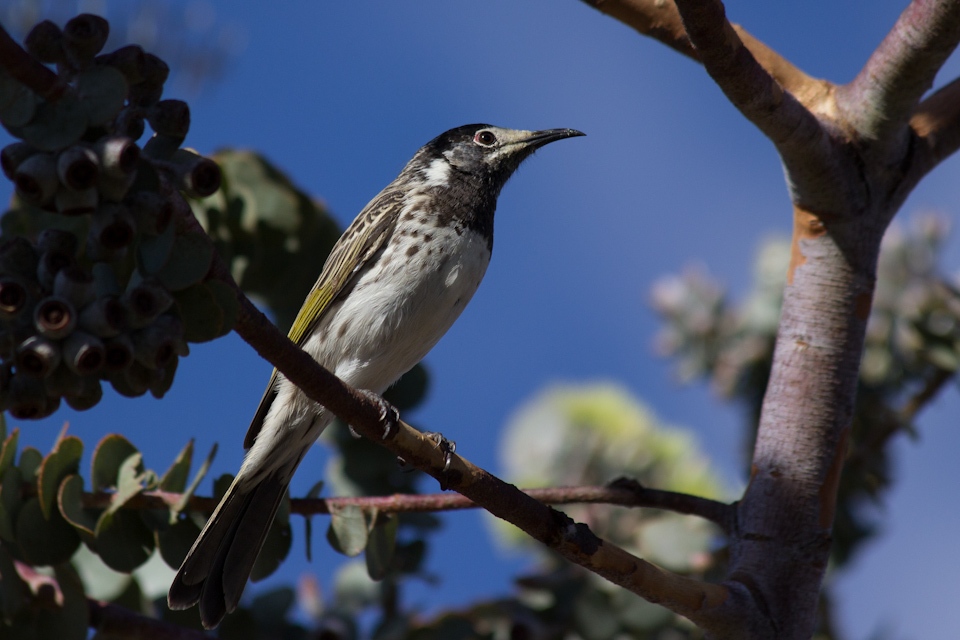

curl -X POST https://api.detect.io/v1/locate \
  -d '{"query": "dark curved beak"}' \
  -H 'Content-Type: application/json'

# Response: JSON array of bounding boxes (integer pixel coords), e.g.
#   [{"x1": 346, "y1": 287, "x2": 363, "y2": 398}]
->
[{"x1": 522, "y1": 128, "x2": 586, "y2": 149}]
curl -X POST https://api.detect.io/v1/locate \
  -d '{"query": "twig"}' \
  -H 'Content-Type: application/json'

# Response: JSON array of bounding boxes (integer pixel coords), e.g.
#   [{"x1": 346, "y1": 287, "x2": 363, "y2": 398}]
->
[
  {"x1": 606, "y1": 478, "x2": 736, "y2": 533},
  {"x1": 0, "y1": 22, "x2": 64, "y2": 101},
  {"x1": 45, "y1": 481, "x2": 735, "y2": 532}
]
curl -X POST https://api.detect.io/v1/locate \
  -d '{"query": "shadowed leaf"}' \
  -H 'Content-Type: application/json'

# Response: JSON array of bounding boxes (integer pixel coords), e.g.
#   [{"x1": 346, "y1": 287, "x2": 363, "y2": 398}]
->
[
  {"x1": 18, "y1": 447, "x2": 42, "y2": 484},
  {"x1": 159, "y1": 439, "x2": 194, "y2": 493},
  {"x1": 37, "y1": 435, "x2": 82, "y2": 519},
  {"x1": 16, "y1": 497, "x2": 80, "y2": 565},
  {"x1": 327, "y1": 504, "x2": 371, "y2": 558},
  {"x1": 95, "y1": 508, "x2": 154, "y2": 572},
  {"x1": 57, "y1": 473, "x2": 98, "y2": 541},
  {"x1": 91, "y1": 434, "x2": 138, "y2": 490},
  {"x1": 365, "y1": 513, "x2": 398, "y2": 581},
  {"x1": 0, "y1": 427, "x2": 19, "y2": 478}
]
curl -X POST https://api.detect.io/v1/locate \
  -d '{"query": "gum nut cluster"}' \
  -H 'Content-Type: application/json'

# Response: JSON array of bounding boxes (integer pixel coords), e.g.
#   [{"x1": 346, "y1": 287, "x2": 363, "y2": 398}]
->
[{"x1": 0, "y1": 14, "x2": 222, "y2": 419}]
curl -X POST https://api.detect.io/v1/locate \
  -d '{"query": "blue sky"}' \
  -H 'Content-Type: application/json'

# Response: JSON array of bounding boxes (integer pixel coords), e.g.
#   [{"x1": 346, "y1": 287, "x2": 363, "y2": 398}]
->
[{"x1": 4, "y1": 1, "x2": 960, "y2": 637}]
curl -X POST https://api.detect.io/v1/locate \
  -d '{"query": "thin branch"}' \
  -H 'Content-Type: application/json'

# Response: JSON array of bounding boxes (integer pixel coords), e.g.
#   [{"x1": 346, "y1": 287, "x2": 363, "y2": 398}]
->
[
  {"x1": 607, "y1": 477, "x2": 736, "y2": 533},
  {"x1": 88, "y1": 599, "x2": 207, "y2": 640},
  {"x1": 49, "y1": 481, "x2": 735, "y2": 532},
  {"x1": 909, "y1": 77, "x2": 960, "y2": 180},
  {"x1": 839, "y1": 0, "x2": 960, "y2": 142},
  {"x1": 0, "y1": 22, "x2": 63, "y2": 101}
]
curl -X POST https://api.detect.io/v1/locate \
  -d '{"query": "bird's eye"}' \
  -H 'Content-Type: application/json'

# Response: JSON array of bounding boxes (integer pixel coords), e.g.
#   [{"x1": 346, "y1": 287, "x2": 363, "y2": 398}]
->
[{"x1": 474, "y1": 130, "x2": 497, "y2": 146}]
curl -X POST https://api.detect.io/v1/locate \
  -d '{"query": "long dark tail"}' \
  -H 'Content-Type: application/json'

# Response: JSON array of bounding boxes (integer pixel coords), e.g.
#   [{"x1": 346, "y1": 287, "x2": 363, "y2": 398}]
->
[{"x1": 167, "y1": 470, "x2": 289, "y2": 629}]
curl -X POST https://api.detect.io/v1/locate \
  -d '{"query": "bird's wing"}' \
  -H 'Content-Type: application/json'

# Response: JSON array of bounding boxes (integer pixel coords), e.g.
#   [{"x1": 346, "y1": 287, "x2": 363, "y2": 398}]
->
[{"x1": 243, "y1": 188, "x2": 405, "y2": 448}]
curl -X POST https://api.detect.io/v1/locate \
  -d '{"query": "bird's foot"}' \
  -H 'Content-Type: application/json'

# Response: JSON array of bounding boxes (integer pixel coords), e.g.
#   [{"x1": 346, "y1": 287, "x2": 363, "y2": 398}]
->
[
  {"x1": 352, "y1": 389, "x2": 400, "y2": 440},
  {"x1": 422, "y1": 431, "x2": 456, "y2": 488}
]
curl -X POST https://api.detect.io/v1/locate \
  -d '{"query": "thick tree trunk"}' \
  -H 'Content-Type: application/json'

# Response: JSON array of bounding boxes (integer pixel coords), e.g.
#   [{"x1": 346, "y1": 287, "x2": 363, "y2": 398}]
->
[{"x1": 733, "y1": 206, "x2": 887, "y2": 638}]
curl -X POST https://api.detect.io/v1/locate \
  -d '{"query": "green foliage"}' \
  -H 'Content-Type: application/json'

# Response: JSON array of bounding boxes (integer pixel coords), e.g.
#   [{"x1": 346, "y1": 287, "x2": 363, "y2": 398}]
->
[{"x1": 0, "y1": 14, "x2": 236, "y2": 417}]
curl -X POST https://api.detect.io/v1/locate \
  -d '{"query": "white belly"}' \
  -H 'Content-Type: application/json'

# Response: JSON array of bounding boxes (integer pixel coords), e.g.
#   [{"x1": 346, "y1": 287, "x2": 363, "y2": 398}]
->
[{"x1": 305, "y1": 223, "x2": 490, "y2": 394}]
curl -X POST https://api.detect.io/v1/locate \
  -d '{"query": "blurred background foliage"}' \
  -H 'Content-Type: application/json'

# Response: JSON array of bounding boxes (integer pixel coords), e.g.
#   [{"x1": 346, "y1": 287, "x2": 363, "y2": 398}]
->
[
  {"x1": 1, "y1": 3, "x2": 959, "y2": 640},
  {"x1": 1, "y1": 0, "x2": 246, "y2": 96}
]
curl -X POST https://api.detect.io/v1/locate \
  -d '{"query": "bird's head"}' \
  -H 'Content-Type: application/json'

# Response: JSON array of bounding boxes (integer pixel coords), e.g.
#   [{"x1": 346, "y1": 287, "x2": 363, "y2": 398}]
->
[{"x1": 416, "y1": 124, "x2": 584, "y2": 189}]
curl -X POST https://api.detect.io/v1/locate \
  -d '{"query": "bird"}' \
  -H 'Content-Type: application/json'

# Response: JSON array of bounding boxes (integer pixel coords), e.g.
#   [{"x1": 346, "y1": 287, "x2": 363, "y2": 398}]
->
[{"x1": 167, "y1": 123, "x2": 584, "y2": 628}]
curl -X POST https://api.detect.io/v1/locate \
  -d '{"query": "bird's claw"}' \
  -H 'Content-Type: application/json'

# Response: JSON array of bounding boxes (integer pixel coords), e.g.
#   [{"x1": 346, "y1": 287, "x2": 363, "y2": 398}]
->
[
  {"x1": 353, "y1": 389, "x2": 400, "y2": 440},
  {"x1": 422, "y1": 431, "x2": 456, "y2": 487}
]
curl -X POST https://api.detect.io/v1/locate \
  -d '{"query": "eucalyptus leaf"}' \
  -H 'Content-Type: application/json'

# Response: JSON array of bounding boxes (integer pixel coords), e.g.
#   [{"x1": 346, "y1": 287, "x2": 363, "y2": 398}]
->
[
  {"x1": 156, "y1": 516, "x2": 200, "y2": 570},
  {"x1": 0, "y1": 427, "x2": 19, "y2": 477},
  {"x1": 154, "y1": 230, "x2": 214, "y2": 291},
  {"x1": 18, "y1": 447, "x2": 42, "y2": 484},
  {"x1": 365, "y1": 513, "x2": 398, "y2": 581},
  {"x1": 159, "y1": 439, "x2": 194, "y2": 493},
  {"x1": 137, "y1": 218, "x2": 176, "y2": 275},
  {"x1": 105, "y1": 452, "x2": 146, "y2": 515},
  {"x1": 90, "y1": 434, "x2": 139, "y2": 490},
  {"x1": 171, "y1": 442, "x2": 217, "y2": 518},
  {"x1": 37, "y1": 435, "x2": 82, "y2": 519},
  {"x1": 0, "y1": 467, "x2": 24, "y2": 541},
  {"x1": 327, "y1": 504, "x2": 370, "y2": 557},
  {"x1": 16, "y1": 497, "x2": 80, "y2": 566},
  {"x1": 173, "y1": 282, "x2": 224, "y2": 343},
  {"x1": 95, "y1": 508, "x2": 155, "y2": 572},
  {"x1": 76, "y1": 66, "x2": 128, "y2": 126},
  {"x1": 57, "y1": 473, "x2": 99, "y2": 540},
  {"x1": 20, "y1": 91, "x2": 88, "y2": 152}
]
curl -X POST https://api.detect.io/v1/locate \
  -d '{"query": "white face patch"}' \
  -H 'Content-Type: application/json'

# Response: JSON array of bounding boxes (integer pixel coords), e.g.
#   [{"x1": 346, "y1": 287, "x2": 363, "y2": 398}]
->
[{"x1": 422, "y1": 158, "x2": 451, "y2": 187}]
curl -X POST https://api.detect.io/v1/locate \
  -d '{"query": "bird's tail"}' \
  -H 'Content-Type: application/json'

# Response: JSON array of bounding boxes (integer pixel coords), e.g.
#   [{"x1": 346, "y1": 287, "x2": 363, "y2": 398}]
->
[{"x1": 167, "y1": 467, "x2": 290, "y2": 629}]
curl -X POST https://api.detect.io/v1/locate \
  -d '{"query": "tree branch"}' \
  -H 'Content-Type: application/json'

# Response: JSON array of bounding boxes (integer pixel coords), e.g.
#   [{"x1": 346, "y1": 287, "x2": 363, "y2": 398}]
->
[
  {"x1": 0, "y1": 22, "x2": 64, "y2": 101},
  {"x1": 838, "y1": 0, "x2": 960, "y2": 142},
  {"x1": 581, "y1": 0, "x2": 824, "y2": 102},
  {"x1": 670, "y1": 0, "x2": 854, "y2": 213},
  {"x1": 582, "y1": 0, "x2": 695, "y2": 60},
  {"x1": 88, "y1": 599, "x2": 207, "y2": 640},
  {"x1": 669, "y1": 0, "x2": 815, "y2": 146},
  {"x1": 53, "y1": 481, "x2": 735, "y2": 532},
  {"x1": 606, "y1": 477, "x2": 735, "y2": 532},
  {"x1": 909, "y1": 76, "x2": 960, "y2": 180}
]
